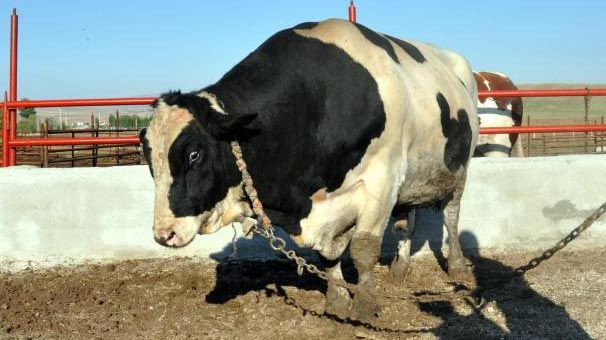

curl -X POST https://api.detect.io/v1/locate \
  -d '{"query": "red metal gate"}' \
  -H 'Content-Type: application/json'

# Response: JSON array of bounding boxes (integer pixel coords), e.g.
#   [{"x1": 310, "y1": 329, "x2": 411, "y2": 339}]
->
[{"x1": 2, "y1": 8, "x2": 606, "y2": 167}]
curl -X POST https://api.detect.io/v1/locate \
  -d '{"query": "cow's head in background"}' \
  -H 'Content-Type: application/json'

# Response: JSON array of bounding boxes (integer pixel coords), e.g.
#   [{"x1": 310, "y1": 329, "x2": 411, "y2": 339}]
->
[{"x1": 139, "y1": 91, "x2": 256, "y2": 248}]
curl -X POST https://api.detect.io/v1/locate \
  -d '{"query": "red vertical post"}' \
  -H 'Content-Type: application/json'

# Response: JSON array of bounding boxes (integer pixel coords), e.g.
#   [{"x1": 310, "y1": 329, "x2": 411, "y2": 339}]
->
[
  {"x1": 8, "y1": 8, "x2": 18, "y2": 166},
  {"x1": 348, "y1": 1, "x2": 357, "y2": 23},
  {"x1": 1, "y1": 92, "x2": 8, "y2": 166}
]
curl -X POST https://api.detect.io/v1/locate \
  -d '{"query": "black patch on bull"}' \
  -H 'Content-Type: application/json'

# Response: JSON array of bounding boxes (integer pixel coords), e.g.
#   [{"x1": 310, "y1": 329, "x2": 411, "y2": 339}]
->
[
  {"x1": 139, "y1": 128, "x2": 153, "y2": 177},
  {"x1": 437, "y1": 92, "x2": 472, "y2": 172},
  {"x1": 293, "y1": 22, "x2": 319, "y2": 30},
  {"x1": 156, "y1": 24, "x2": 386, "y2": 235},
  {"x1": 354, "y1": 22, "x2": 399, "y2": 64},
  {"x1": 385, "y1": 35, "x2": 427, "y2": 63},
  {"x1": 166, "y1": 122, "x2": 239, "y2": 217}
]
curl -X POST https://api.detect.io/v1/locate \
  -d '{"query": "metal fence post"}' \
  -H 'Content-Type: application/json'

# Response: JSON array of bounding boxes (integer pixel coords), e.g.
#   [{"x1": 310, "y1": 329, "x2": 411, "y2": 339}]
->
[
  {"x1": 526, "y1": 115, "x2": 531, "y2": 157},
  {"x1": 8, "y1": 9, "x2": 18, "y2": 166},
  {"x1": 71, "y1": 131, "x2": 75, "y2": 167},
  {"x1": 348, "y1": 1, "x2": 357, "y2": 22},
  {"x1": 42, "y1": 119, "x2": 48, "y2": 167},
  {"x1": 1, "y1": 92, "x2": 8, "y2": 166},
  {"x1": 116, "y1": 110, "x2": 120, "y2": 165}
]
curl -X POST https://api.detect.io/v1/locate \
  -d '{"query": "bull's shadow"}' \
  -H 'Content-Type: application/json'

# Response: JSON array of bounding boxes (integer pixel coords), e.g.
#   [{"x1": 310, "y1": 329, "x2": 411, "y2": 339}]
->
[
  {"x1": 419, "y1": 231, "x2": 590, "y2": 339},
  {"x1": 379, "y1": 207, "x2": 447, "y2": 268},
  {"x1": 206, "y1": 208, "x2": 446, "y2": 304},
  {"x1": 206, "y1": 228, "x2": 328, "y2": 304}
]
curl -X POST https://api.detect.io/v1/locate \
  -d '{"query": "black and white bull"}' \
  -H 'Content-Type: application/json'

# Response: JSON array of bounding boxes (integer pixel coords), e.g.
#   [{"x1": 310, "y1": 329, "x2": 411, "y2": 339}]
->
[{"x1": 140, "y1": 19, "x2": 478, "y2": 321}]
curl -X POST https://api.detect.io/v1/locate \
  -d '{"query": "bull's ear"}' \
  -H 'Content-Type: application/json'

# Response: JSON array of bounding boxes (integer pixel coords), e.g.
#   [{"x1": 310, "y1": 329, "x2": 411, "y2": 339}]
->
[
  {"x1": 159, "y1": 91, "x2": 257, "y2": 138},
  {"x1": 215, "y1": 113, "x2": 257, "y2": 131},
  {"x1": 204, "y1": 112, "x2": 257, "y2": 139}
]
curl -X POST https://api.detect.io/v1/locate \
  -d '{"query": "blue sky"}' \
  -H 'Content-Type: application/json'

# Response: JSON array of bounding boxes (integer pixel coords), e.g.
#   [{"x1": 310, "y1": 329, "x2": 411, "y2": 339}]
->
[{"x1": 0, "y1": 0, "x2": 604, "y2": 99}]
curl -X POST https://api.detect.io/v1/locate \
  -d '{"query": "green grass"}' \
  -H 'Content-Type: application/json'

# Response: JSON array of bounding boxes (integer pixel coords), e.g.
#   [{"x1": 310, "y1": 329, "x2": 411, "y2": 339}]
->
[{"x1": 519, "y1": 84, "x2": 606, "y2": 122}]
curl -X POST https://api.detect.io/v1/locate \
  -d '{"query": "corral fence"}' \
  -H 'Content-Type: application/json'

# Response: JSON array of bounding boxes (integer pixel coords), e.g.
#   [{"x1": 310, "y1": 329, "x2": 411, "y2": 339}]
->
[
  {"x1": 17, "y1": 113, "x2": 144, "y2": 168},
  {"x1": 522, "y1": 116, "x2": 606, "y2": 157},
  {"x1": 2, "y1": 9, "x2": 606, "y2": 168}
]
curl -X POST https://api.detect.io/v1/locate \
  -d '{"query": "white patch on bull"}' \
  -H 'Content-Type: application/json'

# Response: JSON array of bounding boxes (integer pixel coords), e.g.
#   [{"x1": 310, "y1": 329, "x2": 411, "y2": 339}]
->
[
  {"x1": 492, "y1": 71, "x2": 509, "y2": 78},
  {"x1": 198, "y1": 185, "x2": 253, "y2": 234},
  {"x1": 293, "y1": 19, "x2": 478, "y2": 258},
  {"x1": 483, "y1": 78, "x2": 491, "y2": 91},
  {"x1": 197, "y1": 91, "x2": 227, "y2": 115},
  {"x1": 476, "y1": 97, "x2": 514, "y2": 157}
]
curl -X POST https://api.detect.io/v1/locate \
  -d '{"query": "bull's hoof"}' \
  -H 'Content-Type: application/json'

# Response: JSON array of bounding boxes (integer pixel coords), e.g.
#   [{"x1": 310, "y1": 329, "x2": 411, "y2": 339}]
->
[
  {"x1": 387, "y1": 259, "x2": 411, "y2": 284},
  {"x1": 448, "y1": 261, "x2": 474, "y2": 284},
  {"x1": 324, "y1": 285, "x2": 351, "y2": 320},
  {"x1": 351, "y1": 290, "x2": 381, "y2": 322}
]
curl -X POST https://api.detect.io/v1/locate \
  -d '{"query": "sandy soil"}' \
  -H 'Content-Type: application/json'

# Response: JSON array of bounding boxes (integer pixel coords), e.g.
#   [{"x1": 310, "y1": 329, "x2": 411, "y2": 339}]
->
[{"x1": 1, "y1": 247, "x2": 605, "y2": 339}]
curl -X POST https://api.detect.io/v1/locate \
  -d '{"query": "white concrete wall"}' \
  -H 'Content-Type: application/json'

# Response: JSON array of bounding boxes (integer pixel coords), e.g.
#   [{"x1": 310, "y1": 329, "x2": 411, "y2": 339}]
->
[{"x1": 1, "y1": 155, "x2": 605, "y2": 271}]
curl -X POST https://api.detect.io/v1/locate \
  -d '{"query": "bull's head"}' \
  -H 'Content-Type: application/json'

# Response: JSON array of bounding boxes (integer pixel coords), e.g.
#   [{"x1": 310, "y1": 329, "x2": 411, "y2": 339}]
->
[{"x1": 140, "y1": 91, "x2": 256, "y2": 247}]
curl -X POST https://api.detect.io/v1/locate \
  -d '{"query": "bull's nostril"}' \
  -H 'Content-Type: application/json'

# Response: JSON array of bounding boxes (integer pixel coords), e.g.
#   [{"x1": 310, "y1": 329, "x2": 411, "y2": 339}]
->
[{"x1": 166, "y1": 231, "x2": 176, "y2": 242}]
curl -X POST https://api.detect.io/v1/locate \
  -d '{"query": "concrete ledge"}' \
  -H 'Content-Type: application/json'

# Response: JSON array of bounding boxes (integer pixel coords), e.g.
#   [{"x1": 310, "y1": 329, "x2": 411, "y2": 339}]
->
[{"x1": 1, "y1": 155, "x2": 605, "y2": 271}]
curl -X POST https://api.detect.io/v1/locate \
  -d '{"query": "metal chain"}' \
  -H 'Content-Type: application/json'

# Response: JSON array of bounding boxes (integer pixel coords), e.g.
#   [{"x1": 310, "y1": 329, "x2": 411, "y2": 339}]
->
[{"x1": 231, "y1": 140, "x2": 363, "y2": 294}]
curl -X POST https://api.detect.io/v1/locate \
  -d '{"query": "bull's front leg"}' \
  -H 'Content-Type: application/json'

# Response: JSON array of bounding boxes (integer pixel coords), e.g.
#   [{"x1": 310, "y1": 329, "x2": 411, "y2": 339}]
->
[
  {"x1": 349, "y1": 230, "x2": 383, "y2": 321},
  {"x1": 321, "y1": 258, "x2": 352, "y2": 319}
]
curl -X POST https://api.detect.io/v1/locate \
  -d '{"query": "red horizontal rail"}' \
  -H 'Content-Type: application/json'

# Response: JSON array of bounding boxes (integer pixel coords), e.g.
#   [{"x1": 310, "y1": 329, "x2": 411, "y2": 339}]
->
[
  {"x1": 9, "y1": 136, "x2": 139, "y2": 147},
  {"x1": 478, "y1": 88, "x2": 606, "y2": 98},
  {"x1": 0, "y1": 88, "x2": 604, "y2": 109},
  {"x1": 6, "y1": 125, "x2": 606, "y2": 148},
  {"x1": 481, "y1": 125, "x2": 606, "y2": 134},
  {"x1": 1, "y1": 89, "x2": 606, "y2": 149},
  {"x1": 3, "y1": 97, "x2": 155, "y2": 108}
]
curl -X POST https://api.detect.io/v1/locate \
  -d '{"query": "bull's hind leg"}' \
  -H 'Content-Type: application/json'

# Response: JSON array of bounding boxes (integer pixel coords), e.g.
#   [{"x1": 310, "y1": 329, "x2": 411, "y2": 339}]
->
[
  {"x1": 388, "y1": 208, "x2": 416, "y2": 283},
  {"x1": 443, "y1": 184, "x2": 472, "y2": 282}
]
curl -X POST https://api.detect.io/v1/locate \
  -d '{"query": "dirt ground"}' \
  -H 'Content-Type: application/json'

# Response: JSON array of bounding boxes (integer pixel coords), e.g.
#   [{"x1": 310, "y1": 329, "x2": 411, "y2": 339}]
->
[{"x1": 1, "y1": 247, "x2": 605, "y2": 340}]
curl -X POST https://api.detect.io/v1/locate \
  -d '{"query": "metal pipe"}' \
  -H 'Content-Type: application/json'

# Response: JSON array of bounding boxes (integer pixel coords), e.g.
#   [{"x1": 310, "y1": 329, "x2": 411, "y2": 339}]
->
[
  {"x1": 478, "y1": 89, "x2": 606, "y2": 98},
  {"x1": 2, "y1": 89, "x2": 606, "y2": 110},
  {"x1": 5, "y1": 97, "x2": 155, "y2": 108},
  {"x1": 1, "y1": 92, "x2": 8, "y2": 166},
  {"x1": 348, "y1": 1, "x2": 357, "y2": 22},
  {"x1": 7, "y1": 124, "x2": 606, "y2": 149},
  {"x1": 481, "y1": 125, "x2": 606, "y2": 134},
  {"x1": 9, "y1": 136, "x2": 140, "y2": 147},
  {"x1": 9, "y1": 9, "x2": 17, "y2": 100},
  {"x1": 8, "y1": 8, "x2": 18, "y2": 165}
]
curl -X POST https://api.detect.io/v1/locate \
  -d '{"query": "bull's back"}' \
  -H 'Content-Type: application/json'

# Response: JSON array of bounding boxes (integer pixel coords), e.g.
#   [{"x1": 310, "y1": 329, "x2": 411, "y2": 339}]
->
[{"x1": 293, "y1": 19, "x2": 477, "y2": 204}]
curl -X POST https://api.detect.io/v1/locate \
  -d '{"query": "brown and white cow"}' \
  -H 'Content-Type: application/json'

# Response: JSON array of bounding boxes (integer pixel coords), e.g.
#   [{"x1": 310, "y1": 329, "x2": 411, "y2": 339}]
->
[
  {"x1": 473, "y1": 71, "x2": 524, "y2": 157},
  {"x1": 140, "y1": 19, "x2": 478, "y2": 321}
]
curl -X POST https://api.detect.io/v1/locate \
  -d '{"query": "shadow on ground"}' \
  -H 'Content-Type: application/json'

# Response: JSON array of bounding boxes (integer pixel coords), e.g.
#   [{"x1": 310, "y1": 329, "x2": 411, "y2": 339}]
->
[
  {"x1": 206, "y1": 217, "x2": 590, "y2": 338},
  {"x1": 420, "y1": 231, "x2": 590, "y2": 339}
]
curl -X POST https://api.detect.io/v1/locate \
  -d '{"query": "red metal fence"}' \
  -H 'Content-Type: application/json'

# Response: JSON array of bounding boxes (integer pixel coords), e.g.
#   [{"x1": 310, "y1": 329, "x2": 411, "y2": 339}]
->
[{"x1": 1, "y1": 8, "x2": 606, "y2": 167}]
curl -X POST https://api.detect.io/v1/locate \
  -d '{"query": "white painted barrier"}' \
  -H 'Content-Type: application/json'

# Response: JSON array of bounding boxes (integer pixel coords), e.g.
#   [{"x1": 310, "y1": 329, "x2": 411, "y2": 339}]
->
[{"x1": 1, "y1": 155, "x2": 605, "y2": 271}]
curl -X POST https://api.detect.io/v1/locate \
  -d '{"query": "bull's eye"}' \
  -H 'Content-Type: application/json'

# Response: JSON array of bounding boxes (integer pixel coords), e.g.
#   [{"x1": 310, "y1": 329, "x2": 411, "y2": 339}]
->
[{"x1": 189, "y1": 150, "x2": 201, "y2": 164}]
